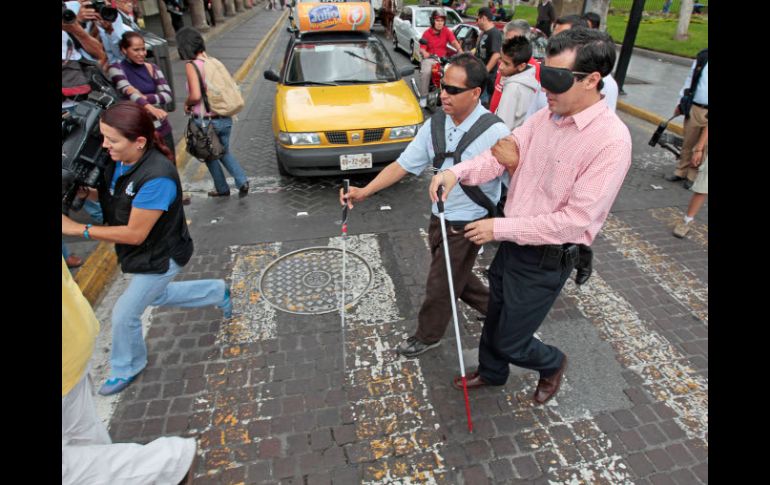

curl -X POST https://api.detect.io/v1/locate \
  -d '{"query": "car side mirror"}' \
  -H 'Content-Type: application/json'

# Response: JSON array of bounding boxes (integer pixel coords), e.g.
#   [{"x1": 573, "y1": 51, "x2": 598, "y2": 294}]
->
[
  {"x1": 264, "y1": 69, "x2": 280, "y2": 82},
  {"x1": 400, "y1": 66, "x2": 415, "y2": 77}
]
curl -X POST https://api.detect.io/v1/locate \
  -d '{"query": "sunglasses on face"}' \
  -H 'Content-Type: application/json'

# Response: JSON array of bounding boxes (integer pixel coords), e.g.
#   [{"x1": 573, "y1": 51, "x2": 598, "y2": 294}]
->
[
  {"x1": 440, "y1": 82, "x2": 476, "y2": 95},
  {"x1": 539, "y1": 65, "x2": 594, "y2": 94}
]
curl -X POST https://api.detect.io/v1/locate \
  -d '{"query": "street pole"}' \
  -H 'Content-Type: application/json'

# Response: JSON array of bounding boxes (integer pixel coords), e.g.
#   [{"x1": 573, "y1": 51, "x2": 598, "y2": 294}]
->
[{"x1": 614, "y1": 0, "x2": 645, "y2": 95}]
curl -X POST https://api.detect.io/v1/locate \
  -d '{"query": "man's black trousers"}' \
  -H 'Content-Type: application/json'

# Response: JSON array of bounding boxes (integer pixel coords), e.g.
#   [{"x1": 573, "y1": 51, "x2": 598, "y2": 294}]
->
[{"x1": 478, "y1": 241, "x2": 577, "y2": 385}]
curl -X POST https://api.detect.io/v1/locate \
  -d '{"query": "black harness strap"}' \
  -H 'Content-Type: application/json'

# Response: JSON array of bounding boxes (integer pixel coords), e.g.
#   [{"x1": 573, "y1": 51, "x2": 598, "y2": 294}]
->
[{"x1": 430, "y1": 110, "x2": 504, "y2": 218}]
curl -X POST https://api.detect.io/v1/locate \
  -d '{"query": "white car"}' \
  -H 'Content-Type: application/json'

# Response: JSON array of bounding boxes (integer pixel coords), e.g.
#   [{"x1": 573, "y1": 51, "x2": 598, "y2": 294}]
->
[{"x1": 392, "y1": 6, "x2": 463, "y2": 63}]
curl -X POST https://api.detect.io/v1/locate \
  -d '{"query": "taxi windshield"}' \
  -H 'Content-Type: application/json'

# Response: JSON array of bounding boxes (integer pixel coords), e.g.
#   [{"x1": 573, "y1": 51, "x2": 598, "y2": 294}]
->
[{"x1": 286, "y1": 41, "x2": 398, "y2": 85}]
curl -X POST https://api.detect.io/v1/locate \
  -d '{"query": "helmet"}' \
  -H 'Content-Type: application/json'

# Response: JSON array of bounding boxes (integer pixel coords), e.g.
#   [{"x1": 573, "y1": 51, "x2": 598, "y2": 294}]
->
[{"x1": 430, "y1": 9, "x2": 447, "y2": 27}]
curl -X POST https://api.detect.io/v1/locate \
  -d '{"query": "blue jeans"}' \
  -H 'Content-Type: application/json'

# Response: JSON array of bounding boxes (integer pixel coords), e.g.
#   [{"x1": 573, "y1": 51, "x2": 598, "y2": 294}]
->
[
  {"x1": 110, "y1": 259, "x2": 226, "y2": 379},
  {"x1": 62, "y1": 240, "x2": 70, "y2": 259},
  {"x1": 83, "y1": 200, "x2": 104, "y2": 224},
  {"x1": 194, "y1": 117, "x2": 248, "y2": 194}
]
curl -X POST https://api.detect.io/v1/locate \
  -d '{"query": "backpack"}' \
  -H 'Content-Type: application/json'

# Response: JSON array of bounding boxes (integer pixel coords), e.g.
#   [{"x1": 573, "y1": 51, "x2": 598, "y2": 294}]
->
[
  {"x1": 200, "y1": 57, "x2": 244, "y2": 117},
  {"x1": 430, "y1": 110, "x2": 504, "y2": 218}
]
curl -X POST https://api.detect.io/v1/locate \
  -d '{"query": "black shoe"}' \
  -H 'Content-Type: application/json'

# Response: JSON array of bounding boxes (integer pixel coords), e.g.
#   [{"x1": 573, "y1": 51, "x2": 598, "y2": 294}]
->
[
  {"x1": 664, "y1": 174, "x2": 685, "y2": 182},
  {"x1": 683, "y1": 180, "x2": 694, "y2": 190},
  {"x1": 238, "y1": 181, "x2": 250, "y2": 197}
]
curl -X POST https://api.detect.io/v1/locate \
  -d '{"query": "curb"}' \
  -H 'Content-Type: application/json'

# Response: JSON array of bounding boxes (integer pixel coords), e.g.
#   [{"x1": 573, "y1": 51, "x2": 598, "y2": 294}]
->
[
  {"x1": 616, "y1": 101, "x2": 684, "y2": 136},
  {"x1": 74, "y1": 241, "x2": 118, "y2": 306},
  {"x1": 76, "y1": 9, "x2": 289, "y2": 305}
]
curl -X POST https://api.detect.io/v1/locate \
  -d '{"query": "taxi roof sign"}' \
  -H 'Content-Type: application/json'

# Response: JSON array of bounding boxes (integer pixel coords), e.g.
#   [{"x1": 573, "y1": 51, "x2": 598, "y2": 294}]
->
[{"x1": 297, "y1": 1, "x2": 372, "y2": 34}]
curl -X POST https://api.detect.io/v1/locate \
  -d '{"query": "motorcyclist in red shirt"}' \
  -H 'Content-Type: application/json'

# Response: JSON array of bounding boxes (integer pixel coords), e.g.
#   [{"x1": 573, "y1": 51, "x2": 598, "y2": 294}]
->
[{"x1": 418, "y1": 9, "x2": 463, "y2": 108}]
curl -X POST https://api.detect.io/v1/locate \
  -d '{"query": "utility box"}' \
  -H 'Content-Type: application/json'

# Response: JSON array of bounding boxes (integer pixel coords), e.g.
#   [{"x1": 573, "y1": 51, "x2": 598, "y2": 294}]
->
[{"x1": 143, "y1": 30, "x2": 176, "y2": 112}]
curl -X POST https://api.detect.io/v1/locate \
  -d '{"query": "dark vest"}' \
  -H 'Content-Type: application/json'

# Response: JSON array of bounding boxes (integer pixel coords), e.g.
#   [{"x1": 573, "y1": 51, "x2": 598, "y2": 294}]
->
[{"x1": 99, "y1": 148, "x2": 193, "y2": 274}]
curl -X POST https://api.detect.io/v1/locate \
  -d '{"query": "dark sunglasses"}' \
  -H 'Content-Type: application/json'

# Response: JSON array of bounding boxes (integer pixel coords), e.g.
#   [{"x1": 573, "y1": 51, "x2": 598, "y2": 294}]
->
[
  {"x1": 539, "y1": 65, "x2": 594, "y2": 94},
  {"x1": 440, "y1": 82, "x2": 476, "y2": 95}
]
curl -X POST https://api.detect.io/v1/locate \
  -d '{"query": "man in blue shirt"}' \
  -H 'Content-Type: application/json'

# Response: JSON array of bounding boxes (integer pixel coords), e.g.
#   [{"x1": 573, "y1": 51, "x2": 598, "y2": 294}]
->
[{"x1": 341, "y1": 54, "x2": 509, "y2": 357}]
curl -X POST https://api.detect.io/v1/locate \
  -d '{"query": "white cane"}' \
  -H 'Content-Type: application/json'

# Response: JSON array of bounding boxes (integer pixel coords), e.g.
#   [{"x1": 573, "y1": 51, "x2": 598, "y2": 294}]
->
[
  {"x1": 340, "y1": 179, "x2": 350, "y2": 372},
  {"x1": 437, "y1": 185, "x2": 473, "y2": 432}
]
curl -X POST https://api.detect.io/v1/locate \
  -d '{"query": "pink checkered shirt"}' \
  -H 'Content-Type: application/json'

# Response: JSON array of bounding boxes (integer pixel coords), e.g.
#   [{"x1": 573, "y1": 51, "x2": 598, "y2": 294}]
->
[{"x1": 449, "y1": 100, "x2": 632, "y2": 246}]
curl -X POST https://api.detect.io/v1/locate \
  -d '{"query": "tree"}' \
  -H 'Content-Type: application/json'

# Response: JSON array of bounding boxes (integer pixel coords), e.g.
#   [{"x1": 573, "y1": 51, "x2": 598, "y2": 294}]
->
[{"x1": 675, "y1": 0, "x2": 694, "y2": 40}]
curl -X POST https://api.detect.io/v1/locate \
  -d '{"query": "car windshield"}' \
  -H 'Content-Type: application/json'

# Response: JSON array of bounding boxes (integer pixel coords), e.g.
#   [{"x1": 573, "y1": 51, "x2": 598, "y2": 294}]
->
[
  {"x1": 415, "y1": 10, "x2": 460, "y2": 28},
  {"x1": 286, "y1": 41, "x2": 398, "y2": 85}
]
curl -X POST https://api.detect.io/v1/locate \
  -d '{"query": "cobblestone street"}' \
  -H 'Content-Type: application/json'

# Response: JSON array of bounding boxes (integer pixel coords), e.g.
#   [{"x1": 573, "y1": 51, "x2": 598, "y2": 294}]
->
[{"x1": 84, "y1": 9, "x2": 707, "y2": 484}]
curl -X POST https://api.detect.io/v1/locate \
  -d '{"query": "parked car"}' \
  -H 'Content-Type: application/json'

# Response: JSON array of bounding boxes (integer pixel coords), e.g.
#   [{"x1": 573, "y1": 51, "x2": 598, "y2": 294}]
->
[
  {"x1": 392, "y1": 6, "x2": 463, "y2": 63},
  {"x1": 264, "y1": 31, "x2": 423, "y2": 176}
]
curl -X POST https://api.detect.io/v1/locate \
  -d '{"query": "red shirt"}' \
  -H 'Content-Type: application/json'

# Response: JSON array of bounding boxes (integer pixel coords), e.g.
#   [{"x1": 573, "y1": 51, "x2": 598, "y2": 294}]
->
[
  {"x1": 489, "y1": 57, "x2": 541, "y2": 114},
  {"x1": 421, "y1": 27, "x2": 457, "y2": 58}
]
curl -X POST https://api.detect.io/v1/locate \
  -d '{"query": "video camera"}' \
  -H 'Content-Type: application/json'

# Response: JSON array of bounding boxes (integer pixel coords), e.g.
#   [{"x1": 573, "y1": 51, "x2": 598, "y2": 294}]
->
[
  {"x1": 62, "y1": 62, "x2": 118, "y2": 214},
  {"x1": 648, "y1": 116, "x2": 683, "y2": 158}
]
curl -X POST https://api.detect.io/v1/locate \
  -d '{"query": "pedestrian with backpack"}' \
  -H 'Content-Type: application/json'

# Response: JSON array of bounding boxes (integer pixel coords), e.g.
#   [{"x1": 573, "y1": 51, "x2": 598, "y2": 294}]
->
[
  {"x1": 176, "y1": 27, "x2": 250, "y2": 197},
  {"x1": 340, "y1": 54, "x2": 508, "y2": 358}
]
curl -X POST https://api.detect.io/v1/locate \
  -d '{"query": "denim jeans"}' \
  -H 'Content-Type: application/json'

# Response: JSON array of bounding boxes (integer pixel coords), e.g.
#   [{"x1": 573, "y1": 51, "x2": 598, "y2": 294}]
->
[
  {"x1": 110, "y1": 259, "x2": 226, "y2": 379},
  {"x1": 194, "y1": 117, "x2": 248, "y2": 194},
  {"x1": 82, "y1": 200, "x2": 104, "y2": 224}
]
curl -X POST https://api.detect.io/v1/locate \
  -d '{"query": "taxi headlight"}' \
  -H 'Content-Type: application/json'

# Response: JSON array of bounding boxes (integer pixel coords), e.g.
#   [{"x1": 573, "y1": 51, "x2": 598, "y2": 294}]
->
[
  {"x1": 389, "y1": 125, "x2": 419, "y2": 140},
  {"x1": 278, "y1": 132, "x2": 321, "y2": 145}
]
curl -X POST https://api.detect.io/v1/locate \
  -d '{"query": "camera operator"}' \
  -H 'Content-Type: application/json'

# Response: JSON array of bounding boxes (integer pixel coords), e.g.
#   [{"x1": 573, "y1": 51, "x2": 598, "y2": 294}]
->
[
  {"x1": 63, "y1": 1, "x2": 109, "y2": 230},
  {"x1": 61, "y1": 101, "x2": 233, "y2": 396}
]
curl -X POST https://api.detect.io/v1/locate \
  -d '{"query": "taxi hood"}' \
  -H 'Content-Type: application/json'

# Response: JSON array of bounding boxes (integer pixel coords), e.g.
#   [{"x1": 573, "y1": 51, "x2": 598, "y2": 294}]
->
[{"x1": 277, "y1": 81, "x2": 423, "y2": 132}]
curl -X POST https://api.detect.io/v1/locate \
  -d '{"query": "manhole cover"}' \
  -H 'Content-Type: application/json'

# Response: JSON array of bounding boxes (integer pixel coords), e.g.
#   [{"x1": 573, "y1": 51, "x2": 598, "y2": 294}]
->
[{"x1": 258, "y1": 247, "x2": 373, "y2": 314}]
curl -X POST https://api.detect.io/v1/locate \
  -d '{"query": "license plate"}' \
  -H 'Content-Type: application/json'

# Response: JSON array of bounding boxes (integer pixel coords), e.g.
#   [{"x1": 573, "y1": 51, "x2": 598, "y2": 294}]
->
[{"x1": 340, "y1": 153, "x2": 372, "y2": 171}]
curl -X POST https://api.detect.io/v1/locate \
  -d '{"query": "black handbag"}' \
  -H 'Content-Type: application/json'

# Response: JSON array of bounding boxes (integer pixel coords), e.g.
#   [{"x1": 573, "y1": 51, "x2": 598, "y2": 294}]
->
[
  {"x1": 185, "y1": 63, "x2": 225, "y2": 163},
  {"x1": 185, "y1": 117, "x2": 224, "y2": 162}
]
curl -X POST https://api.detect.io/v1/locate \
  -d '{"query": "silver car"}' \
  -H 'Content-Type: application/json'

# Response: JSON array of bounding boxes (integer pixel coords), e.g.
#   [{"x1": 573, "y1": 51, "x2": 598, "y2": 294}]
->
[{"x1": 392, "y1": 6, "x2": 463, "y2": 63}]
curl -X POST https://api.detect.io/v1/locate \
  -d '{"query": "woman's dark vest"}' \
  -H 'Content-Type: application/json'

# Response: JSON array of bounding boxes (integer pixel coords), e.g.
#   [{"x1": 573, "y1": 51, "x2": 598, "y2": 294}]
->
[{"x1": 99, "y1": 148, "x2": 194, "y2": 274}]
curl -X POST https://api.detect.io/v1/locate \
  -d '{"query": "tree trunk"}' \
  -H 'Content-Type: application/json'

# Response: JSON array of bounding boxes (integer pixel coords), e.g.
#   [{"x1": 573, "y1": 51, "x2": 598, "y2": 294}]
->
[
  {"x1": 675, "y1": 0, "x2": 694, "y2": 40},
  {"x1": 211, "y1": 0, "x2": 226, "y2": 23},
  {"x1": 584, "y1": 0, "x2": 610, "y2": 32},
  {"x1": 156, "y1": 0, "x2": 176, "y2": 43}
]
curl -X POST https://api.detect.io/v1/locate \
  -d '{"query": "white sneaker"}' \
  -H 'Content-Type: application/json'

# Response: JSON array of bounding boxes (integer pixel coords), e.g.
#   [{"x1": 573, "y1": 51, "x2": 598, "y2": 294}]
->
[
  {"x1": 419, "y1": 97, "x2": 427, "y2": 108},
  {"x1": 673, "y1": 220, "x2": 691, "y2": 238}
]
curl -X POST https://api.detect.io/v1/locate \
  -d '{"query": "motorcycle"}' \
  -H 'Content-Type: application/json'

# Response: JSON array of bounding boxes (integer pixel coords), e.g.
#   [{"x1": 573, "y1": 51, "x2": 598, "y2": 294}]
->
[{"x1": 419, "y1": 38, "x2": 449, "y2": 112}]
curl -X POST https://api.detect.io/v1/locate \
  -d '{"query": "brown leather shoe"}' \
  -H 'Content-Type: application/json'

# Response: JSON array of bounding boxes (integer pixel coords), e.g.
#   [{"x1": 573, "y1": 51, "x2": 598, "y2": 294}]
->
[
  {"x1": 453, "y1": 370, "x2": 498, "y2": 390},
  {"x1": 533, "y1": 356, "x2": 568, "y2": 405},
  {"x1": 207, "y1": 190, "x2": 230, "y2": 197}
]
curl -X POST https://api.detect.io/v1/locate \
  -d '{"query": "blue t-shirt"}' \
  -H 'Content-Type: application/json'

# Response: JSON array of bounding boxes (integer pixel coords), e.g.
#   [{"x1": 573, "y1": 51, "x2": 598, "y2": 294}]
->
[{"x1": 110, "y1": 161, "x2": 177, "y2": 211}]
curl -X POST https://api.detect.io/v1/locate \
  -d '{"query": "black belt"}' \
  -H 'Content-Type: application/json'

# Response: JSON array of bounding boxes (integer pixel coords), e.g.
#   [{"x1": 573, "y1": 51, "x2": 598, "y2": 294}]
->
[
  {"x1": 529, "y1": 243, "x2": 579, "y2": 270},
  {"x1": 431, "y1": 214, "x2": 482, "y2": 229},
  {"x1": 692, "y1": 102, "x2": 708, "y2": 109}
]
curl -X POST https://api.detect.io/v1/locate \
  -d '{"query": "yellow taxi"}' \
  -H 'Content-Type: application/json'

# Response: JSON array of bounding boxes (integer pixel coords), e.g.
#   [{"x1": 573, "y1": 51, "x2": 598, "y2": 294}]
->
[{"x1": 264, "y1": 1, "x2": 423, "y2": 176}]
